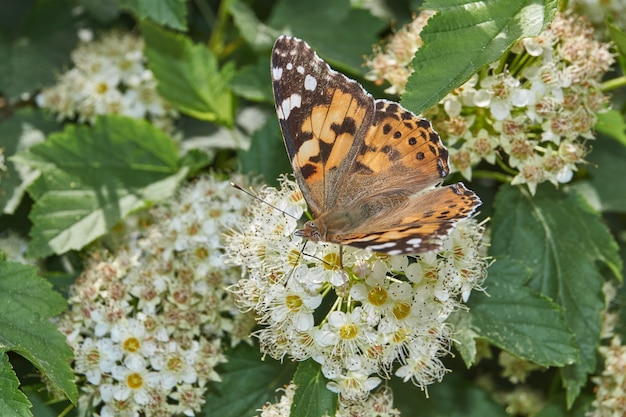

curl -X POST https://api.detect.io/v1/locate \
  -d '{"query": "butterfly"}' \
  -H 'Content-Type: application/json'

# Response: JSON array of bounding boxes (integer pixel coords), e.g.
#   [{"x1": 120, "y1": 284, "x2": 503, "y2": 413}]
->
[{"x1": 271, "y1": 36, "x2": 481, "y2": 255}]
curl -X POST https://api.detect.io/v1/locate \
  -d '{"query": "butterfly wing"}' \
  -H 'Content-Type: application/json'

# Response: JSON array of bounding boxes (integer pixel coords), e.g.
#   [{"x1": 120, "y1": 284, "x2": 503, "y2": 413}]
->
[
  {"x1": 321, "y1": 101, "x2": 482, "y2": 254},
  {"x1": 271, "y1": 36, "x2": 375, "y2": 217},
  {"x1": 271, "y1": 36, "x2": 481, "y2": 255},
  {"x1": 334, "y1": 100, "x2": 450, "y2": 207},
  {"x1": 328, "y1": 183, "x2": 481, "y2": 254}
]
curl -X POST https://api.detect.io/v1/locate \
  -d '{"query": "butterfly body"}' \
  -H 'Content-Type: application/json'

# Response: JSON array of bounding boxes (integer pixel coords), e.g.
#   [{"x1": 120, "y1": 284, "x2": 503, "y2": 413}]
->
[{"x1": 271, "y1": 36, "x2": 481, "y2": 255}]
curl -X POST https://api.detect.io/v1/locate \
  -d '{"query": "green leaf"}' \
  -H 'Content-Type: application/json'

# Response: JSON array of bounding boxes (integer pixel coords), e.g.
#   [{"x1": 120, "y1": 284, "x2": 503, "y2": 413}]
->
[
  {"x1": 607, "y1": 20, "x2": 626, "y2": 61},
  {"x1": 585, "y1": 134, "x2": 626, "y2": 213},
  {"x1": 291, "y1": 360, "x2": 337, "y2": 417},
  {"x1": 595, "y1": 110, "x2": 626, "y2": 146},
  {"x1": 202, "y1": 343, "x2": 294, "y2": 417},
  {"x1": 0, "y1": 108, "x2": 59, "y2": 214},
  {"x1": 466, "y1": 257, "x2": 577, "y2": 367},
  {"x1": 239, "y1": 116, "x2": 291, "y2": 185},
  {"x1": 180, "y1": 149, "x2": 213, "y2": 177},
  {"x1": 268, "y1": 0, "x2": 385, "y2": 74},
  {"x1": 0, "y1": 353, "x2": 31, "y2": 417},
  {"x1": 402, "y1": 0, "x2": 558, "y2": 114},
  {"x1": 230, "y1": 57, "x2": 273, "y2": 103},
  {"x1": 229, "y1": 0, "x2": 281, "y2": 51},
  {"x1": 120, "y1": 0, "x2": 187, "y2": 30},
  {"x1": 79, "y1": 0, "x2": 121, "y2": 22},
  {"x1": 448, "y1": 311, "x2": 479, "y2": 367},
  {"x1": 0, "y1": 262, "x2": 77, "y2": 404},
  {"x1": 535, "y1": 393, "x2": 593, "y2": 417},
  {"x1": 142, "y1": 21, "x2": 235, "y2": 126},
  {"x1": 391, "y1": 373, "x2": 507, "y2": 417},
  {"x1": 12, "y1": 115, "x2": 185, "y2": 258},
  {"x1": 490, "y1": 184, "x2": 622, "y2": 407},
  {"x1": 0, "y1": 0, "x2": 78, "y2": 98}
]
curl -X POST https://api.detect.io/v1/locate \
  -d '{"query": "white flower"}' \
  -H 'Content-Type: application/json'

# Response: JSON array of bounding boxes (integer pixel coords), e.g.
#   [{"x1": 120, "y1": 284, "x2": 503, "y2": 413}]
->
[
  {"x1": 37, "y1": 31, "x2": 177, "y2": 131},
  {"x1": 110, "y1": 318, "x2": 156, "y2": 364},
  {"x1": 266, "y1": 277, "x2": 322, "y2": 332},
  {"x1": 59, "y1": 174, "x2": 253, "y2": 416},
  {"x1": 110, "y1": 359, "x2": 160, "y2": 405},
  {"x1": 150, "y1": 340, "x2": 198, "y2": 389},
  {"x1": 74, "y1": 338, "x2": 122, "y2": 385}
]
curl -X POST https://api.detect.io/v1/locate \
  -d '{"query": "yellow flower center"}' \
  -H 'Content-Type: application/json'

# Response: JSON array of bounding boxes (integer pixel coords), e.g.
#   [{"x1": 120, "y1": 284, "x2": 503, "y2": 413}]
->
[
  {"x1": 368, "y1": 286, "x2": 387, "y2": 306},
  {"x1": 167, "y1": 356, "x2": 183, "y2": 372},
  {"x1": 286, "y1": 294, "x2": 303, "y2": 312},
  {"x1": 323, "y1": 252, "x2": 340, "y2": 270},
  {"x1": 95, "y1": 82, "x2": 108, "y2": 95},
  {"x1": 288, "y1": 249, "x2": 301, "y2": 266},
  {"x1": 393, "y1": 328, "x2": 410, "y2": 344},
  {"x1": 123, "y1": 337, "x2": 141, "y2": 353},
  {"x1": 339, "y1": 323, "x2": 359, "y2": 340},
  {"x1": 127, "y1": 372, "x2": 143, "y2": 390},
  {"x1": 393, "y1": 302, "x2": 411, "y2": 320}
]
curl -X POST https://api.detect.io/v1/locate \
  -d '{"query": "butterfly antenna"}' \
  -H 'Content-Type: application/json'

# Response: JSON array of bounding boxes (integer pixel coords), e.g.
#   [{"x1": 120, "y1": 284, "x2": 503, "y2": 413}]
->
[
  {"x1": 230, "y1": 182, "x2": 300, "y2": 221},
  {"x1": 231, "y1": 183, "x2": 339, "y2": 270}
]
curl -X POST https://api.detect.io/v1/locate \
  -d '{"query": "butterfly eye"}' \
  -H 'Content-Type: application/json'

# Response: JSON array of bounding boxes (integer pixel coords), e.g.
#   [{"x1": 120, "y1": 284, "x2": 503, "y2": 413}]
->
[
  {"x1": 306, "y1": 222, "x2": 323, "y2": 241},
  {"x1": 295, "y1": 220, "x2": 322, "y2": 241}
]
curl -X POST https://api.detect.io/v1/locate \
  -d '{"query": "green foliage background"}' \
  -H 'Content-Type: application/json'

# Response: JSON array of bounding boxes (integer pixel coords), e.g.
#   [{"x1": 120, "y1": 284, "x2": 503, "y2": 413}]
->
[{"x1": 0, "y1": 0, "x2": 625, "y2": 416}]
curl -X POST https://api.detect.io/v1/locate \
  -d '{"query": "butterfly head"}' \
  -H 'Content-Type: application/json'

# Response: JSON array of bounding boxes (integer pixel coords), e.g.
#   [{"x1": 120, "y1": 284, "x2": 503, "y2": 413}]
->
[{"x1": 295, "y1": 220, "x2": 325, "y2": 242}]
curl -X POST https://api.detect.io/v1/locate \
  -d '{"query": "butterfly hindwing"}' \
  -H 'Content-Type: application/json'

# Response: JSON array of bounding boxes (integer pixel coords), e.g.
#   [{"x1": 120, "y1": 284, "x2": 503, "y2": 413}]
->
[
  {"x1": 271, "y1": 36, "x2": 375, "y2": 218},
  {"x1": 334, "y1": 183, "x2": 481, "y2": 254}
]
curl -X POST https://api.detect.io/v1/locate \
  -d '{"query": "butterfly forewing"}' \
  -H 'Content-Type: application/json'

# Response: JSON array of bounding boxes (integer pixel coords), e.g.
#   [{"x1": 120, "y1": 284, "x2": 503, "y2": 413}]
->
[
  {"x1": 271, "y1": 36, "x2": 375, "y2": 217},
  {"x1": 271, "y1": 36, "x2": 481, "y2": 255}
]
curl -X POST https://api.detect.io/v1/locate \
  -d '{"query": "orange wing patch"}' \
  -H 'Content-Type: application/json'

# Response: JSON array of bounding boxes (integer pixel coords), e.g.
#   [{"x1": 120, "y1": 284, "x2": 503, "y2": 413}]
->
[
  {"x1": 355, "y1": 101, "x2": 449, "y2": 187},
  {"x1": 294, "y1": 88, "x2": 370, "y2": 183}
]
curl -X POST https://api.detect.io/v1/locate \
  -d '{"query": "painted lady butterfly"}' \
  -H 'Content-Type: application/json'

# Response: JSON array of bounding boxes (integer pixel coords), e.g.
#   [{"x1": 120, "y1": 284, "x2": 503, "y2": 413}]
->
[{"x1": 271, "y1": 36, "x2": 481, "y2": 255}]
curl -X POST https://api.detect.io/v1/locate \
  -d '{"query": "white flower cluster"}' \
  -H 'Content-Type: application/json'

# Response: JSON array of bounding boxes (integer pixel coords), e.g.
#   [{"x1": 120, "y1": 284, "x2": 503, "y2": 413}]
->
[
  {"x1": 440, "y1": 12, "x2": 614, "y2": 194},
  {"x1": 366, "y1": 12, "x2": 614, "y2": 195},
  {"x1": 365, "y1": 10, "x2": 434, "y2": 95},
  {"x1": 37, "y1": 31, "x2": 177, "y2": 133},
  {"x1": 57, "y1": 175, "x2": 254, "y2": 416},
  {"x1": 225, "y1": 176, "x2": 487, "y2": 401},
  {"x1": 589, "y1": 336, "x2": 626, "y2": 417},
  {"x1": 571, "y1": 0, "x2": 626, "y2": 34},
  {"x1": 256, "y1": 383, "x2": 400, "y2": 417}
]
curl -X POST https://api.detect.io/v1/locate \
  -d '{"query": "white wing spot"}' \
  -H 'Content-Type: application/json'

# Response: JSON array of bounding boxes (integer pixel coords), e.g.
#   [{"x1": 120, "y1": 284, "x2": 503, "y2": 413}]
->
[
  {"x1": 368, "y1": 242, "x2": 396, "y2": 251},
  {"x1": 279, "y1": 94, "x2": 302, "y2": 120},
  {"x1": 297, "y1": 65, "x2": 305, "y2": 74},
  {"x1": 272, "y1": 67, "x2": 283, "y2": 81},
  {"x1": 407, "y1": 238, "x2": 422, "y2": 247},
  {"x1": 304, "y1": 74, "x2": 317, "y2": 91},
  {"x1": 387, "y1": 249, "x2": 403, "y2": 256},
  {"x1": 286, "y1": 63, "x2": 293, "y2": 70}
]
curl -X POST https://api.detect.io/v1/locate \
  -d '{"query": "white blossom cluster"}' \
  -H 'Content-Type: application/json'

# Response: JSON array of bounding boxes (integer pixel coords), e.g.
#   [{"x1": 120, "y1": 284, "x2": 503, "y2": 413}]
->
[
  {"x1": 56, "y1": 175, "x2": 255, "y2": 416},
  {"x1": 225, "y1": 176, "x2": 487, "y2": 401},
  {"x1": 37, "y1": 31, "x2": 177, "y2": 133},
  {"x1": 256, "y1": 383, "x2": 401, "y2": 417},
  {"x1": 366, "y1": 12, "x2": 614, "y2": 194}
]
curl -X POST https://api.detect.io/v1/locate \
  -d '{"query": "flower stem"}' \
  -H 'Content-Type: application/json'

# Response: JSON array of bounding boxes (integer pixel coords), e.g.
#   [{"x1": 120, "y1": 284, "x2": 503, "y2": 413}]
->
[
  {"x1": 472, "y1": 170, "x2": 514, "y2": 183},
  {"x1": 496, "y1": 156, "x2": 519, "y2": 176},
  {"x1": 601, "y1": 76, "x2": 626, "y2": 92}
]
